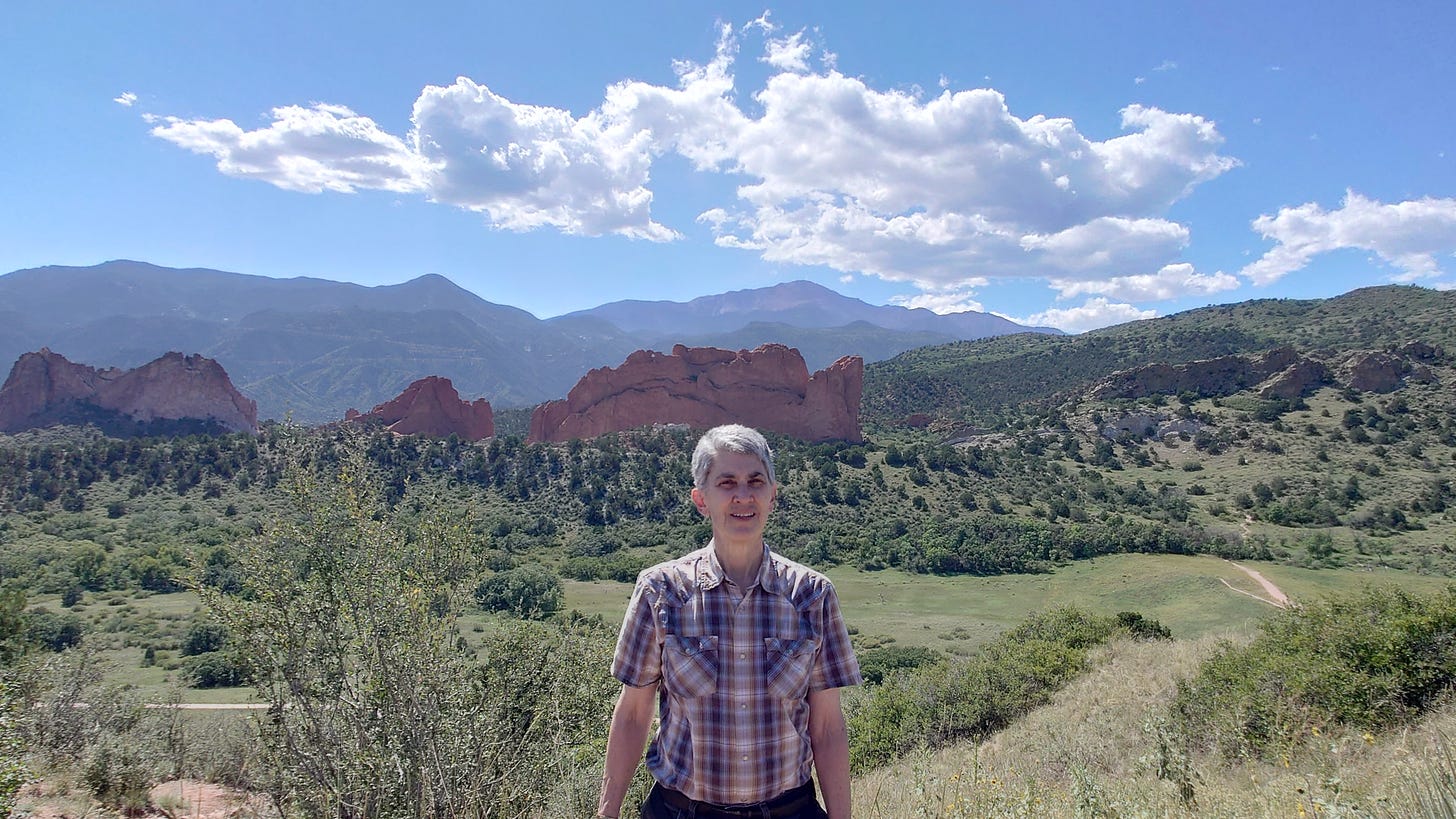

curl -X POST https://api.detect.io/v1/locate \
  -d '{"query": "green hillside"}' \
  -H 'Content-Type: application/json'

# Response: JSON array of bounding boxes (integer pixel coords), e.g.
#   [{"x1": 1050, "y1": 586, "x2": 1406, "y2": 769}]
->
[{"x1": 864, "y1": 285, "x2": 1456, "y2": 426}]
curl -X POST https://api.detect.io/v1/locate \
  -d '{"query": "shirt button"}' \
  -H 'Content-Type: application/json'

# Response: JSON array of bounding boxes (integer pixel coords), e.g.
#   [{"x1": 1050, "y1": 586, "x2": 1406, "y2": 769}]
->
[
  {"x1": 741, "y1": 755, "x2": 749, "y2": 761},
  {"x1": 739, "y1": 652, "x2": 746, "y2": 659}
]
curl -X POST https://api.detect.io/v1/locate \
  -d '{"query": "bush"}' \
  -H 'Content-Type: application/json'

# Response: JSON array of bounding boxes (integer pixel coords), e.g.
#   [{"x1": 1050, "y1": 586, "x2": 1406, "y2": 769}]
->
[
  {"x1": 1173, "y1": 584, "x2": 1456, "y2": 761},
  {"x1": 180, "y1": 621, "x2": 227, "y2": 656},
  {"x1": 474, "y1": 564, "x2": 564, "y2": 619},
  {"x1": 846, "y1": 607, "x2": 1127, "y2": 772},
  {"x1": 200, "y1": 431, "x2": 618, "y2": 817},
  {"x1": 23, "y1": 608, "x2": 84, "y2": 652},
  {"x1": 185, "y1": 651, "x2": 250, "y2": 688},
  {"x1": 0, "y1": 679, "x2": 25, "y2": 817},
  {"x1": 857, "y1": 645, "x2": 943, "y2": 686}
]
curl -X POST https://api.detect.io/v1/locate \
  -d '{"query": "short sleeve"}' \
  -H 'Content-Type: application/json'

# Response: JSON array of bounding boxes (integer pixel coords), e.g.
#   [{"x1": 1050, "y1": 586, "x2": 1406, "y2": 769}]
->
[
  {"x1": 610, "y1": 574, "x2": 664, "y2": 687},
  {"x1": 808, "y1": 583, "x2": 862, "y2": 692}
]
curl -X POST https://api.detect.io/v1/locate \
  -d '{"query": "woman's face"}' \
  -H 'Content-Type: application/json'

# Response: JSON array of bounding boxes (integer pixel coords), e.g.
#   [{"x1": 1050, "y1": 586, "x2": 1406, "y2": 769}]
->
[{"x1": 691, "y1": 448, "x2": 777, "y2": 548}]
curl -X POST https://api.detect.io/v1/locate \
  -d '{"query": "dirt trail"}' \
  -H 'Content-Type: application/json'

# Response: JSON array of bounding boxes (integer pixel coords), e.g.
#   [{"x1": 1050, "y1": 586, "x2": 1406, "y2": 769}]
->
[
  {"x1": 145, "y1": 702, "x2": 270, "y2": 710},
  {"x1": 1221, "y1": 560, "x2": 1291, "y2": 609}
]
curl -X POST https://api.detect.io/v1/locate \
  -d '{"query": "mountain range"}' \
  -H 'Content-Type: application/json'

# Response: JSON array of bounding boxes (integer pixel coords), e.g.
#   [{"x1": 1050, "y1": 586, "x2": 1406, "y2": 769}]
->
[{"x1": 0, "y1": 260, "x2": 1057, "y2": 422}]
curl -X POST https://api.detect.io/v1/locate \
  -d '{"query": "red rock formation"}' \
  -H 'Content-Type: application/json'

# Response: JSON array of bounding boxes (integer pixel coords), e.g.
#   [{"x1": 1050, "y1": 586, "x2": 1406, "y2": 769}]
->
[
  {"x1": 528, "y1": 344, "x2": 863, "y2": 443},
  {"x1": 0, "y1": 349, "x2": 258, "y2": 434},
  {"x1": 345, "y1": 376, "x2": 494, "y2": 441}
]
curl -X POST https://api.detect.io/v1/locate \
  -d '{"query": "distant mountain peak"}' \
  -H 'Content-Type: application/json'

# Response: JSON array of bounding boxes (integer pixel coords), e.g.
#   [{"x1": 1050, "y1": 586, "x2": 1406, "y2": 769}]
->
[{"x1": 556, "y1": 277, "x2": 1053, "y2": 341}]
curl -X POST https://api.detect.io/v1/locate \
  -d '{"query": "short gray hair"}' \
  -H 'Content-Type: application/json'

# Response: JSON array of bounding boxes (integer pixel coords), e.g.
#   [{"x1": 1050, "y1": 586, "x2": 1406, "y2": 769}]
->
[{"x1": 691, "y1": 424, "x2": 776, "y2": 489}]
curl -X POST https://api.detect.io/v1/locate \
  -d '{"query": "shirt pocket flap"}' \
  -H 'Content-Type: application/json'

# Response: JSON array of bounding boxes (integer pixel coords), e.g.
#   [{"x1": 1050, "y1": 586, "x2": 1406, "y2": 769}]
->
[
  {"x1": 764, "y1": 636, "x2": 819, "y2": 699},
  {"x1": 663, "y1": 634, "x2": 719, "y2": 697}
]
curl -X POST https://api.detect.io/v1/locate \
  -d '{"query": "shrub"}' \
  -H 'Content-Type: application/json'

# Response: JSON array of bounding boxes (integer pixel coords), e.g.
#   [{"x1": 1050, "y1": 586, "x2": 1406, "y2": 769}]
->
[
  {"x1": 845, "y1": 607, "x2": 1136, "y2": 772},
  {"x1": 474, "y1": 564, "x2": 564, "y2": 619},
  {"x1": 1172, "y1": 584, "x2": 1456, "y2": 761},
  {"x1": 180, "y1": 620, "x2": 227, "y2": 656},
  {"x1": 201, "y1": 431, "x2": 617, "y2": 817},
  {"x1": 0, "y1": 679, "x2": 25, "y2": 816},
  {"x1": 185, "y1": 652, "x2": 250, "y2": 688},
  {"x1": 23, "y1": 608, "x2": 84, "y2": 652},
  {"x1": 857, "y1": 645, "x2": 943, "y2": 685}
]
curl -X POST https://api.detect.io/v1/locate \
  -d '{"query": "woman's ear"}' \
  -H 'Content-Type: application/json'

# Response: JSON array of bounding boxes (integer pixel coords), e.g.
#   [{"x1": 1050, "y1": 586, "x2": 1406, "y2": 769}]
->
[{"x1": 690, "y1": 486, "x2": 707, "y2": 516}]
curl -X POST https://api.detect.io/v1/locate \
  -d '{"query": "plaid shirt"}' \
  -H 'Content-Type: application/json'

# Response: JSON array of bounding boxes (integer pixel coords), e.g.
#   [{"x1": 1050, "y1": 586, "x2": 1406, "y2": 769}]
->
[{"x1": 611, "y1": 543, "x2": 862, "y2": 806}]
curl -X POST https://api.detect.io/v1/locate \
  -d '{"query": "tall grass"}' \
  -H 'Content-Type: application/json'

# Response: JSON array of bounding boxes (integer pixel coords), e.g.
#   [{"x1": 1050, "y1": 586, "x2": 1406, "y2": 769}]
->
[{"x1": 852, "y1": 634, "x2": 1456, "y2": 818}]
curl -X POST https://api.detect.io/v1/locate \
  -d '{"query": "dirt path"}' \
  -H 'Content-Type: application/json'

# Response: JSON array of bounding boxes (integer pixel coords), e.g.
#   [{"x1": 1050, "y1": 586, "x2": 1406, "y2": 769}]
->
[
  {"x1": 145, "y1": 702, "x2": 270, "y2": 710},
  {"x1": 1221, "y1": 560, "x2": 1291, "y2": 609}
]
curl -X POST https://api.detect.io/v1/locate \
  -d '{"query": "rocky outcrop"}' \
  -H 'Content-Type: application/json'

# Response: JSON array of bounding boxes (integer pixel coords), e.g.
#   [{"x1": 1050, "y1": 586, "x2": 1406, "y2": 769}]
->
[
  {"x1": 0, "y1": 349, "x2": 257, "y2": 434},
  {"x1": 1100, "y1": 412, "x2": 1207, "y2": 441},
  {"x1": 1089, "y1": 344, "x2": 1443, "y2": 407},
  {"x1": 1258, "y1": 359, "x2": 1330, "y2": 400},
  {"x1": 344, "y1": 376, "x2": 494, "y2": 441},
  {"x1": 1092, "y1": 347, "x2": 1314, "y2": 401},
  {"x1": 1397, "y1": 341, "x2": 1443, "y2": 363},
  {"x1": 528, "y1": 344, "x2": 863, "y2": 443},
  {"x1": 1342, "y1": 351, "x2": 1408, "y2": 393}
]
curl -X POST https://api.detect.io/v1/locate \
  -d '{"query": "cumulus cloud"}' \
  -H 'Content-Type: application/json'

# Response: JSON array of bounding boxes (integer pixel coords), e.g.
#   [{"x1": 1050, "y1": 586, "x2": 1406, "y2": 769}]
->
[
  {"x1": 763, "y1": 31, "x2": 812, "y2": 72},
  {"x1": 889, "y1": 290, "x2": 986, "y2": 314},
  {"x1": 701, "y1": 69, "x2": 1236, "y2": 292},
  {"x1": 151, "y1": 103, "x2": 428, "y2": 194},
  {"x1": 1051, "y1": 262, "x2": 1240, "y2": 301},
  {"x1": 146, "y1": 16, "x2": 1239, "y2": 292},
  {"x1": 1241, "y1": 191, "x2": 1456, "y2": 284},
  {"x1": 1015, "y1": 298, "x2": 1158, "y2": 333},
  {"x1": 409, "y1": 77, "x2": 680, "y2": 239},
  {"x1": 114, "y1": 91, "x2": 137, "y2": 107}
]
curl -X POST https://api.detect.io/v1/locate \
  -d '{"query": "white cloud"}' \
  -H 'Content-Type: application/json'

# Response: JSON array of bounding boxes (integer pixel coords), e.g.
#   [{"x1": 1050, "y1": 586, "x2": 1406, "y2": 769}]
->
[
  {"x1": 702, "y1": 67, "x2": 1236, "y2": 291},
  {"x1": 889, "y1": 290, "x2": 985, "y2": 314},
  {"x1": 1014, "y1": 298, "x2": 1158, "y2": 333},
  {"x1": 409, "y1": 77, "x2": 678, "y2": 239},
  {"x1": 838, "y1": 273, "x2": 854, "y2": 284},
  {"x1": 150, "y1": 103, "x2": 428, "y2": 195},
  {"x1": 1020, "y1": 217, "x2": 1189, "y2": 276},
  {"x1": 763, "y1": 31, "x2": 811, "y2": 72},
  {"x1": 146, "y1": 16, "x2": 1240, "y2": 297},
  {"x1": 1051, "y1": 262, "x2": 1240, "y2": 301},
  {"x1": 1241, "y1": 191, "x2": 1456, "y2": 285},
  {"x1": 114, "y1": 91, "x2": 137, "y2": 107}
]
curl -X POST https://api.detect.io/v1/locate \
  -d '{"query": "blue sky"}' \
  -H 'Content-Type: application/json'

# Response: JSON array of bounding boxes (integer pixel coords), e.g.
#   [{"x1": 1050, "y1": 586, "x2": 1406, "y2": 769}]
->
[{"x1": 3, "y1": 1, "x2": 1453, "y2": 332}]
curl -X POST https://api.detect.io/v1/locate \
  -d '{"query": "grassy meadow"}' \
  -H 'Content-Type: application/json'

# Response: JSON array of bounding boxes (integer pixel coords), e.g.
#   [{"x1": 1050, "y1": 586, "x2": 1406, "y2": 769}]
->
[{"x1": 568, "y1": 553, "x2": 1453, "y2": 655}]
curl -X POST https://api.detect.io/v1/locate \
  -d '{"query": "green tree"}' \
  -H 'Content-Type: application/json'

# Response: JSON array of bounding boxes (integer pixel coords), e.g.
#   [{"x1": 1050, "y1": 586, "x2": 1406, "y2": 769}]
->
[
  {"x1": 474, "y1": 564, "x2": 564, "y2": 620},
  {"x1": 201, "y1": 431, "x2": 615, "y2": 818}
]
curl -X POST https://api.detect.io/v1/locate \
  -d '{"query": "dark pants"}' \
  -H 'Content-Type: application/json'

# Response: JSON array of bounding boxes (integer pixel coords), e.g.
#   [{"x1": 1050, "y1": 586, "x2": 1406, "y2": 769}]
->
[{"x1": 639, "y1": 780, "x2": 828, "y2": 819}]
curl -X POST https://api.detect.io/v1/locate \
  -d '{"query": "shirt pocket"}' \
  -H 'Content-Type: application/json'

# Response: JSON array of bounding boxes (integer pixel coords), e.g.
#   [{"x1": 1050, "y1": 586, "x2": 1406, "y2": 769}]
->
[
  {"x1": 663, "y1": 634, "x2": 719, "y2": 698},
  {"x1": 764, "y1": 636, "x2": 819, "y2": 700}
]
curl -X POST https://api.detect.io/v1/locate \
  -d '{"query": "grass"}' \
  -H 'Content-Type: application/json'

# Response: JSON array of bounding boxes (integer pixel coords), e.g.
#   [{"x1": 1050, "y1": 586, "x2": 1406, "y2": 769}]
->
[
  {"x1": 852, "y1": 633, "x2": 1456, "y2": 817},
  {"x1": 37, "y1": 553, "x2": 1456, "y2": 706},
  {"x1": 566, "y1": 553, "x2": 1454, "y2": 656}
]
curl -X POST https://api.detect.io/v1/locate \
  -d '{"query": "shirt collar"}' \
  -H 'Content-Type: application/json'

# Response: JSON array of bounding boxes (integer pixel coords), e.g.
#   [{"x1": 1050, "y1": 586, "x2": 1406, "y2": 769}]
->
[{"x1": 698, "y1": 542, "x2": 785, "y2": 595}]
